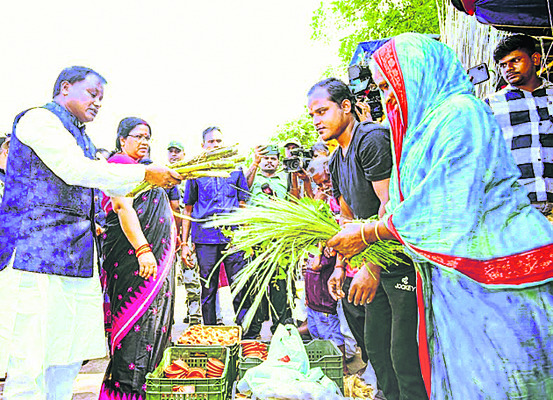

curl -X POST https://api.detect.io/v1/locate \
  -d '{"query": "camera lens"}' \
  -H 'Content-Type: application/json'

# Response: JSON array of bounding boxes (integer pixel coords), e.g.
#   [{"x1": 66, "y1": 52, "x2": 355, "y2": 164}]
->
[{"x1": 289, "y1": 158, "x2": 300, "y2": 171}]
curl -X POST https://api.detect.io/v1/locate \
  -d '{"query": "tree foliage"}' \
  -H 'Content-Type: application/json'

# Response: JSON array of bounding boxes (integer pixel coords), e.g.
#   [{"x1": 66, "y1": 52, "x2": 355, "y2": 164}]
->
[
  {"x1": 269, "y1": 112, "x2": 319, "y2": 147},
  {"x1": 268, "y1": 1, "x2": 440, "y2": 146},
  {"x1": 312, "y1": 0, "x2": 440, "y2": 65}
]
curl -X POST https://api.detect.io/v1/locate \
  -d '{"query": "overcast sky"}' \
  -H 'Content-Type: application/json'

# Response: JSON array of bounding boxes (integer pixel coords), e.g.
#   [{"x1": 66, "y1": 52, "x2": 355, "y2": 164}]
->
[{"x1": 0, "y1": 0, "x2": 340, "y2": 161}]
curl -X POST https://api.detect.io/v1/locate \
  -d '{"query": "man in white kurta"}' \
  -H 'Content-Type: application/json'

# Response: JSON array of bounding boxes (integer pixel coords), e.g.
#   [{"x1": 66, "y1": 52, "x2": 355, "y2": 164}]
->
[{"x1": 0, "y1": 66, "x2": 181, "y2": 399}]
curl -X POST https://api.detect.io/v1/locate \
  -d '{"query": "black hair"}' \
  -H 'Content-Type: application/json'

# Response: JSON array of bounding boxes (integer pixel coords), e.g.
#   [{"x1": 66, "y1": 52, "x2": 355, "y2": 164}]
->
[
  {"x1": 202, "y1": 126, "x2": 221, "y2": 143},
  {"x1": 115, "y1": 117, "x2": 151, "y2": 151},
  {"x1": 52, "y1": 66, "x2": 107, "y2": 98},
  {"x1": 308, "y1": 77, "x2": 357, "y2": 109},
  {"x1": 493, "y1": 34, "x2": 539, "y2": 63},
  {"x1": 311, "y1": 141, "x2": 329, "y2": 156}
]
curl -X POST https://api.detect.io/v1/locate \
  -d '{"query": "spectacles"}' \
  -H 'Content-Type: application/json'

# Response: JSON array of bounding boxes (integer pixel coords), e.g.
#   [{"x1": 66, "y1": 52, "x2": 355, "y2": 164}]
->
[{"x1": 128, "y1": 134, "x2": 151, "y2": 142}]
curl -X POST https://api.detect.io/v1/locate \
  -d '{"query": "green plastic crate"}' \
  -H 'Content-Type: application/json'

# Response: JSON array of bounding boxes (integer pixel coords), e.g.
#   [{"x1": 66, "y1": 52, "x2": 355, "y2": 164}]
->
[
  {"x1": 175, "y1": 344, "x2": 239, "y2": 391},
  {"x1": 226, "y1": 342, "x2": 239, "y2": 384},
  {"x1": 237, "y1": 339, "x2": 344, "y2": 393},
  {"x1": 175, "y1": 325, "x2": 242, "y2": 386},
  {"x1": 145, "y1": 346, "x2": 230, "y2": 400}
]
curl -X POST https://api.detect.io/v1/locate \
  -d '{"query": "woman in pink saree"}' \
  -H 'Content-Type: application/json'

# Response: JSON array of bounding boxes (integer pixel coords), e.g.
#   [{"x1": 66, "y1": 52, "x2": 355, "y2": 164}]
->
[{"x1": 99, "y1": 117, "x2": 177, "y2": 399}]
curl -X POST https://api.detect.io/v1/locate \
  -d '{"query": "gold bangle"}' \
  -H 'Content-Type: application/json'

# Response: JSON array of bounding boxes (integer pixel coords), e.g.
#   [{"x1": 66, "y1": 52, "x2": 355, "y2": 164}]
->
[
  {"x1": 374, "y1": 221, "x2": 382, "y2": 241},
  {"x1": 136, "y1": 247, "x2": 152, "y2": 257},
  {"x1": 135, "y1": 243, "x2": 150, "y2": 254},
  {"x1": 360, "y1": 223, "x2": 370, "y2": 246},
  {"x1": 135, "y1": 243, "x2": 151, "y2": 258}
]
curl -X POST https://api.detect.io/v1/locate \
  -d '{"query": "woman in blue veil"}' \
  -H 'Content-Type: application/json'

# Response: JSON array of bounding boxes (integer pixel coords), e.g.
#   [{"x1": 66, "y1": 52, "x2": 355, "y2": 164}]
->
[{"x1": 329, "y1": 33, "x2": 553, "y2": 399}]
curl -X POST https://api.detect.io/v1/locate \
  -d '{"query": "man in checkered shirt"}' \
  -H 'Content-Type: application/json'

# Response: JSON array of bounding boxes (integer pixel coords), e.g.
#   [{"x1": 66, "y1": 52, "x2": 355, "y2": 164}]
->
[{"x1": 486, "y1": 34, "x2": 553, "y2": 218}]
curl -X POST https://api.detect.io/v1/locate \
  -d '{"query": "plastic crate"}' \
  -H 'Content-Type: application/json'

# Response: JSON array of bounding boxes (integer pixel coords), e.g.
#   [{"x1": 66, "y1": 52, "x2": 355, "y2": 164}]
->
[
  {"x1": 174, "y1": 344, "x2": 239, "y2": 392},
  {"x1": 237, "y1": 339, "x2": 344, "y2": 393},
  {"x1": 176, "y1": 325, "x2": 242, "y2": 385},
  {"x1": 226, "y1": 342, "x2": 239, "y2": 384},
  {"x1": 145, "y1": 346, "x2": 229, "y2": 400}
]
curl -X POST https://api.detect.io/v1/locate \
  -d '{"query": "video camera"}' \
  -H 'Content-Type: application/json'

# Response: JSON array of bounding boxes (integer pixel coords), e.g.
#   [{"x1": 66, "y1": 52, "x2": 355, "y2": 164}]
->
[
  {"x1": 283, "y1": 147, "x2": 313, "y2": 173},
  {"x1": 348, "y1": 62, "x2": 384, "y2": 121},
  {"x1": 348, "y1": 39, "x2": 391, "y2": 121}
]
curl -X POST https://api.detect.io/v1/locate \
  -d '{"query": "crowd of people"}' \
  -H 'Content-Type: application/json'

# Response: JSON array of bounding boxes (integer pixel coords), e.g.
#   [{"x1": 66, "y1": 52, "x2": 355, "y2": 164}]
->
[{"x1": 0, "y1": 31, "x2": 552, "y2": 400}]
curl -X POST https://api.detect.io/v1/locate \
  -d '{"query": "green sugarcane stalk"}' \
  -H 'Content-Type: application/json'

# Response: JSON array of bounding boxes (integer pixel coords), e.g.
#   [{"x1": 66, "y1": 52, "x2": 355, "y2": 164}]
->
[
  {"x1": 126, "y1": 150, "x2": 245, "y2": 197},
  {"x1": 173, "y1": 159, "x2": 245, "y2": 175},
  {"x1": 186, "y1": 170, "x2": 232, "y2": 179},
  {"x1": 128, "y1": 181, "x2": 151, "y2": 197},
  {"x1": 170, "y1": 145, "x2": 239, "y2": 168}
]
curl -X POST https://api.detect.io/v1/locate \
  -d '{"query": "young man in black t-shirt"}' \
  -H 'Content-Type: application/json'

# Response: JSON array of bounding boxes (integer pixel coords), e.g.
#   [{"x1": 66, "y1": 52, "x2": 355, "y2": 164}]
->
[{"x1": 307, "y1": 77, "x2": 427, "y2": 400}]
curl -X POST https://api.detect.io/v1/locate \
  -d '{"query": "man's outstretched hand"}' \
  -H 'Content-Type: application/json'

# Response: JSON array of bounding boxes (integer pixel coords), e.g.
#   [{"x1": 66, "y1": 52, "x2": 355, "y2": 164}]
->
[{"x1": 145, "y1": 165, "x2": 182, "y2": 188}]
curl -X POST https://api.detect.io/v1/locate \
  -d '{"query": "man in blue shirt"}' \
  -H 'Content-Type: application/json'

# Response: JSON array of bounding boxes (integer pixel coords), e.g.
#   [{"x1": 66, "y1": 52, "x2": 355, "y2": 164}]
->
[{"x1": 181, "y1": 127, "x2": 250, "y2": 325}]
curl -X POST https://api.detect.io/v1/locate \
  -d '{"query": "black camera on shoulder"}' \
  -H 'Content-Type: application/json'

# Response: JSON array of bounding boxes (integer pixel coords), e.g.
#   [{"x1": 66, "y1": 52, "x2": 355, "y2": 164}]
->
[
  {"x1": 283, "y1": 147, "x2": 314, "y2": 173},
  {"x1": 348, "y1": 63, "x2": 383, "y2": 121}
]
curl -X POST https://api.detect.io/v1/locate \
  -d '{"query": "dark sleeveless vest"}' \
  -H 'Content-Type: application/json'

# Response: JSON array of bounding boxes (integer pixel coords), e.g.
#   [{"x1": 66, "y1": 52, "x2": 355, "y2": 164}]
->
[{"x1": 0, "y1": 102, "x2": 97, "y2": 277}]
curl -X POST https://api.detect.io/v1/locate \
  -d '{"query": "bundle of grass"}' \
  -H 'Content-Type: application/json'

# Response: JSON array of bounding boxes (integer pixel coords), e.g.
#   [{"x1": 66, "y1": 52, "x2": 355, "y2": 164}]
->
[
  {"x1": 127, "y1": 145, "x2": 245, "y2": 197},
  {"x1": 208, "y1": 196, "x2": 406, "y2": 330}
]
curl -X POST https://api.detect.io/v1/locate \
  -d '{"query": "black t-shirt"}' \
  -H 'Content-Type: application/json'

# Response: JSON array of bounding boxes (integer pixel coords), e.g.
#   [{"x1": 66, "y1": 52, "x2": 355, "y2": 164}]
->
[
  {"x1": 330, "y1": 121, "x2": 413, "y2": 276},
  {"x1": 330, "y1": 121, "x2": 392, "y2": 219}
]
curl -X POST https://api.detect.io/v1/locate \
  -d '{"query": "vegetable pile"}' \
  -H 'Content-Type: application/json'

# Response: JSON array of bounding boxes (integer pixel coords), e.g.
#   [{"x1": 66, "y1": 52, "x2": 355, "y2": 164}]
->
[
  {"x1": 177, "y1": 325, "x2": 241, "y2": 346},
  {"x1": 163, "y1": 357, "x2": 225, "y2": 380},
  {"x1": 344, "y1": 374, "x2": 374, "y2": 399},
  {"x1": 241, "y1": 340, "x2": 268, "y2": 360}
]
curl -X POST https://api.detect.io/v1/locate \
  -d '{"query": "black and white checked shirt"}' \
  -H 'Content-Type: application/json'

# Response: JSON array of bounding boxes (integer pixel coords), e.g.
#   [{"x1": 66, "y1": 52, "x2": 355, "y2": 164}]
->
[{"x1": 486, "y1": 80, "x2": 553, "y2": 202}]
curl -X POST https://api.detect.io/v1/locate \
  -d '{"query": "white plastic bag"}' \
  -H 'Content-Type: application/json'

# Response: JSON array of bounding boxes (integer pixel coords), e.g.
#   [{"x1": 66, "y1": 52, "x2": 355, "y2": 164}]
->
[
  {"x1": 237, "y1": 325, "x2": 343, "y2": 399},
  {"x1": 266, "y1": 324, "x2": 309, "y2": 374}
]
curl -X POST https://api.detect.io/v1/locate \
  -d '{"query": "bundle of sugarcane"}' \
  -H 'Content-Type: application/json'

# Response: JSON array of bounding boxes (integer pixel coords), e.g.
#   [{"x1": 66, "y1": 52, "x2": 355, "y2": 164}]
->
[
  {"x1": 208, "y1": 196, "x2": 406, "y2": 330},
  {"x1": 126, "y1": 145, "x2": 245, "y2": 197}
]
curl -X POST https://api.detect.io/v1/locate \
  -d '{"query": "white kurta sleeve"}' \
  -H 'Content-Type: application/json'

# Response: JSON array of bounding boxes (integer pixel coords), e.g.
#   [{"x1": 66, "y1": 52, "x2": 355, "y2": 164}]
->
[{"x1": 15, "y1": 108, "x2": 146, "y2": 197}]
